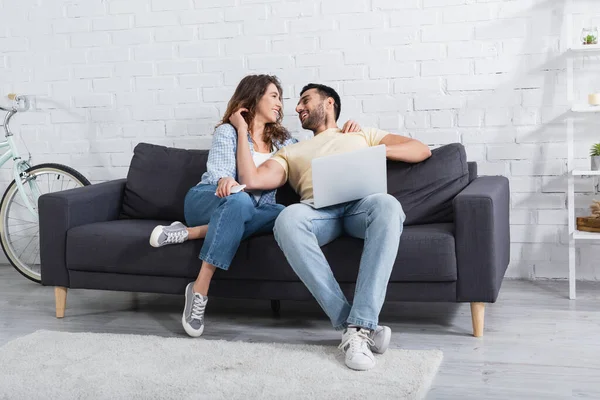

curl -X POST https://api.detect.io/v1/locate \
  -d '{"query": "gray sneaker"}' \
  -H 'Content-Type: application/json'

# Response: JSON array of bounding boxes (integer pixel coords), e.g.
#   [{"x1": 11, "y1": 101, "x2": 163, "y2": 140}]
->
[
  {"x1": 370, "y1": 325, "x2": 391, "y2": 354},
  {"x1": 182, "y1": 282, "x2": 208, "y2": 337},
  {"x1": 149, "y1": 221, "x2": 189, "y2": 248}
]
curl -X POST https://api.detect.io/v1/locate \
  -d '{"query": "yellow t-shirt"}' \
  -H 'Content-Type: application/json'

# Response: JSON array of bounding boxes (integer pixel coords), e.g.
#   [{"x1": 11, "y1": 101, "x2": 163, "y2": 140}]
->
[{"x1": 271, "y1": 127, "x2": 390, "y2": 201}]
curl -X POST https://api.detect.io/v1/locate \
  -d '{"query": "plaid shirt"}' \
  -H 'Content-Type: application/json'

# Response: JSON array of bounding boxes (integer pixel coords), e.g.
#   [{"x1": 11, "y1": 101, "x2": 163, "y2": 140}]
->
[{"x1": 199, "y1": 123, "x2": 298, "y2": 206}]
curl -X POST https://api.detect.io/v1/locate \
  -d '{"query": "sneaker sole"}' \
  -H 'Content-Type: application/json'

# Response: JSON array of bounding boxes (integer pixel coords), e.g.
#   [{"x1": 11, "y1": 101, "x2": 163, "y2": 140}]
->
[
  {"x1": 346, "y1": 358, "x2": 376, "y2": 371},
  {"x1": 149, "y1": 226, "x2": 165, "y2": 248},
  {"x1": 182, "y1": 315, "x2": 204, "y2": 338},
  {"x1": 373, "y1": 326, "x2": 391, "y2": 354}
]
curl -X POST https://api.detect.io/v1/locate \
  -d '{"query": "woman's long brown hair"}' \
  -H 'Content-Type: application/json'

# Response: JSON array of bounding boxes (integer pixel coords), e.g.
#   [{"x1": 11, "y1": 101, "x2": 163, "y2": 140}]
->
[{"x1": 218, "y1": 74, "x2": 291, "y2": 150}]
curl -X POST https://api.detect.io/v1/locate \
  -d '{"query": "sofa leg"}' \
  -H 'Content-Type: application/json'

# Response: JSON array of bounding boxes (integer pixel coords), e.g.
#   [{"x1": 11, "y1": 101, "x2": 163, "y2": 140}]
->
[
  {"x1": 55, "y1": 287, "x2": 67, "y2": 319},
  {"x1": 470, "y1": 302, "x2": 485, "y2": 337},
  {"x1": 270, "y1": 300, "x2": 280, "y2": 314}
]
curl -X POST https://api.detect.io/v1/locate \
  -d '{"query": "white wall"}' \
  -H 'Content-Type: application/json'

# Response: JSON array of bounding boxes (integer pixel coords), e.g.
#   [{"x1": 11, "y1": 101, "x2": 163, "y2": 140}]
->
[{"x1": 1, "y1": 0, "x2": 600, "y2": 279}]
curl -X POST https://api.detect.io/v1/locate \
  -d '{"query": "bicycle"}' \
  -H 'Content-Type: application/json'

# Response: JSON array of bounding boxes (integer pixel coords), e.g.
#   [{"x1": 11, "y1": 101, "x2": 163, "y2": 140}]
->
[{"x1": 0, "y1": 93, "x2": 90, "y2": 283}]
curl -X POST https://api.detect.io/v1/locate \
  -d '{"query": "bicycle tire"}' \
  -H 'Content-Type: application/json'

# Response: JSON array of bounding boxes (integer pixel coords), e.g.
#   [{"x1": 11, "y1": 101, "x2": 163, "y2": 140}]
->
[{"x1": 0, "y1": 163, "x2": 90, "y2": 283}]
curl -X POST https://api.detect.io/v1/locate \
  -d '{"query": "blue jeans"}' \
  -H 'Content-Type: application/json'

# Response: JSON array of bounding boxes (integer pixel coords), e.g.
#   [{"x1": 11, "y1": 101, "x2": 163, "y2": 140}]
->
[
  {"x1": 273, "y1": 193, "x2": 405, "y2": 331},
  {"x1": 184, "y1": 184, "x2": 284, "y2": 270}
]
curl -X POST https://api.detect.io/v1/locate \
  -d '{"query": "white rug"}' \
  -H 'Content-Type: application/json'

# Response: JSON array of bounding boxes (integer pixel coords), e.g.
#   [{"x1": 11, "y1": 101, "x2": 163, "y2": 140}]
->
[{"x1": 0, "y1": 330, "x2": 442, "y2": 400}]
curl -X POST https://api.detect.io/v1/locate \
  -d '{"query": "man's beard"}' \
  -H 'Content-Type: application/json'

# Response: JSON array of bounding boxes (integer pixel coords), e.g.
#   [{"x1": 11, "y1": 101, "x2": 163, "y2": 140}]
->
[{"x1": 301, "y1": 103, "x2": 326, "y2": 131}]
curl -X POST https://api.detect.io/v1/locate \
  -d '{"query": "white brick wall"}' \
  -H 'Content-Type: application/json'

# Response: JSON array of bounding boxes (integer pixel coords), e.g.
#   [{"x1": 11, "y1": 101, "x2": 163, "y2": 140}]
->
[{"x1": 1, "y1": 0, "x2": 600, "y2": 280}]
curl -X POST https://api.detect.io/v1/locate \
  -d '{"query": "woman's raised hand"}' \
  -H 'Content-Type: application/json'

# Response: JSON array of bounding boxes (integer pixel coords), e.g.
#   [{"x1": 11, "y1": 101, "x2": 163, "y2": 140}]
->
[{"x1": 229, "y1": 107, "x2": 249, "y2": 136}]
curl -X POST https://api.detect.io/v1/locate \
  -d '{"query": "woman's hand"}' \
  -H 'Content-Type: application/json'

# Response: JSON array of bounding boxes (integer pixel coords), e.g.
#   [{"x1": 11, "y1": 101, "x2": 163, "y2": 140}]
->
[
  {"x1": 341, "y1": 120, "x2": 361, "y2": 133},
  {"x1": 229, "y1": 108, "x2": 249, "y2": 136},
  {"x1": 216, "y1": 177, "x2": 241, "y2": 198}
]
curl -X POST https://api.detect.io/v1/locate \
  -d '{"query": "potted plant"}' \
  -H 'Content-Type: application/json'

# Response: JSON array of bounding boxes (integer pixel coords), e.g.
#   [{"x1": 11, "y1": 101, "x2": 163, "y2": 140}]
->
[
  {"x1": 581, "y1": 27, "x2": 598, "y2": 45},
  {"x1": 584, "y1": 34, "x2": 598, "y2": 45},
  {"x1": 591, "y1": 143, "x2": 600, "y2": 170}
]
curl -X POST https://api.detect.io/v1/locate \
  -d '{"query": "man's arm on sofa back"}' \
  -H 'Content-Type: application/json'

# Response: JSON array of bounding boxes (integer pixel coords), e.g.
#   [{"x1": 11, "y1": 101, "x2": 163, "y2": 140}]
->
[
  {"x1": 39, "y1": 179, "x2": 126, "y2": 287},
  {"x1": 453, "y1": 176, "x2": 510, "y2": 303}
]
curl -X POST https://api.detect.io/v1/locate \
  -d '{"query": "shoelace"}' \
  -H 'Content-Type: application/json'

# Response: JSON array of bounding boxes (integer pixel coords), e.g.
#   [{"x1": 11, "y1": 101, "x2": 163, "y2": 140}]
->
[
  {"x1": 338, "y1": 328, "x2": 375, "y2": 353},
  {"x1": 191, "y1": 294, "x2": 206, "y2": 321},
  {"x1": 165, "y1": 229, "x2": 187, "y2": 244}
]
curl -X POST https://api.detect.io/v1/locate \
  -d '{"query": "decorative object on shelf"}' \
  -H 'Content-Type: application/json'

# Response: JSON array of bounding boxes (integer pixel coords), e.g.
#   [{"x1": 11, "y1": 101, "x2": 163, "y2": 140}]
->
[
  {"x1": 588, "y1": 93, "x2": 600, "y2": 106},
  {"x1": 590, "y1": 143, "x2": 600, "y2": 170},
  {"x1": 581, "y1": 27, "x2": 598, "y2": 45},
  {"x1": 592, "y1": 200, "x2": 600, "y2": 216},
  {"x1": 576, "y1": 200, "x2": 600, "y2": 232}
]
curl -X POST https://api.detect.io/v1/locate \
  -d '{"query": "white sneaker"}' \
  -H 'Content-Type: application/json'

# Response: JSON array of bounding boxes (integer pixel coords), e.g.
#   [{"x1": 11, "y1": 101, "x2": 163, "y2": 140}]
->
[
  {"x1": 150, "y1": 221, "x2": 189, "y2": 248},
  {"x1": 338, "y1": 327, "x2": 376, "y2": 371},
  {"x1": 370, "y1": 325, "x2": 391, "y2": 354}
]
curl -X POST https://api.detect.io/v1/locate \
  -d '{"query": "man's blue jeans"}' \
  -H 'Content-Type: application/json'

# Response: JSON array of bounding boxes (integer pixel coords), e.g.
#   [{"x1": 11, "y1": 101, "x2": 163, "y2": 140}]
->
[
  {"x1": 273, "y1": 193, "x2": 405, "y2": 331},
  {"x1": 184, "y1": 184, "x2": 284, "y2": 270}
]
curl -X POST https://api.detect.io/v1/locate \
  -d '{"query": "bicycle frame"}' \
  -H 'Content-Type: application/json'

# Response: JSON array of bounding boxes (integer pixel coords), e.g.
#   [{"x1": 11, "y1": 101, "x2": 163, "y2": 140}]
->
[{"x1": 0, "y1": 98, "x2": 39, "y2": 219}]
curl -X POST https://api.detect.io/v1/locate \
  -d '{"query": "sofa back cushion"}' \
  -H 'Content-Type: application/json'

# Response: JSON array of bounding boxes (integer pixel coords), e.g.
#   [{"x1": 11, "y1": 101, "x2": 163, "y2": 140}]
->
[
  {"x1": 122, "y1": 142, "x2": 470, "y2": 225},
  {"x1": 387, "y1": 142, "x2": 469, "y2": 225},
  {"x1": 120, "y1": 143, "x2": 208, "y2": 221}
]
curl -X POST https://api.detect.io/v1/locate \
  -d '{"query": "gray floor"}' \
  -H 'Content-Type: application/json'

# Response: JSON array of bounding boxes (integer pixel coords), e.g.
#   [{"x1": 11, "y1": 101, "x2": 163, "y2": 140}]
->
[{"x1": 1, "y1": 267, "x2": 599, "y2": 399}]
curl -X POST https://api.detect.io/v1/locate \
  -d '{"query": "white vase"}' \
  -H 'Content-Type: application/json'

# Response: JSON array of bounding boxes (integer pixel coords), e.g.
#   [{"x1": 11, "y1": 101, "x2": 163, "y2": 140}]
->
[{"x1": 591, "y1": 156, "x2": 600, "y2": 171}]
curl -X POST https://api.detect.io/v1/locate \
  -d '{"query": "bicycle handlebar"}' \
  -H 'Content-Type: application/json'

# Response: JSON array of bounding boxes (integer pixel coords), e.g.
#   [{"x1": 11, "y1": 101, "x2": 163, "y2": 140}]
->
[
  {"x1": 1, "y1": 94, "x2": 31, "y2": 138},
  {"x1": 0, "y1": 94, "x2": 30, "y2": 113}
]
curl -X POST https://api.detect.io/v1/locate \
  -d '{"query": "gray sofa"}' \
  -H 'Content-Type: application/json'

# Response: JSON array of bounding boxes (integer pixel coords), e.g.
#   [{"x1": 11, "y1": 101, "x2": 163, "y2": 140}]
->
[{"x1": 39, "y1": 141, "x2": 510, "y2": 337}]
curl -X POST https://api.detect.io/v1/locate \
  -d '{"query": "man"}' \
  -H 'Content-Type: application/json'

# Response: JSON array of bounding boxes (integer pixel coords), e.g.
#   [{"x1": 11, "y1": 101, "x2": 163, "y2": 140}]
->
[{"x1": 231, "y1": 83, "x2": 431, "y2": 371}]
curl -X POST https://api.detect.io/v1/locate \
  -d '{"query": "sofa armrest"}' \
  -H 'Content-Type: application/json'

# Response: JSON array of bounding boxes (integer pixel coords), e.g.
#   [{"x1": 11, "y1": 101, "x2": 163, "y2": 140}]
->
[
  {"x1": 453, "y1": 176, "x2": 510, "y2": 303},
  {"x1": 39, "y1": 179, "x2": 126, "y2": 287}
]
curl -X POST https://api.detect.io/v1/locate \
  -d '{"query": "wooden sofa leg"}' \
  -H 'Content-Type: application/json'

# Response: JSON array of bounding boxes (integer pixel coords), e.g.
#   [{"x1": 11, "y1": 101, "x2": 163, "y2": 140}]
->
[
  {"x1": 55, "y1": 287, "x2": 67, "y2": 318},
  {"x1": 470, "y1": 302, "x2": 485, "y2": 337}
]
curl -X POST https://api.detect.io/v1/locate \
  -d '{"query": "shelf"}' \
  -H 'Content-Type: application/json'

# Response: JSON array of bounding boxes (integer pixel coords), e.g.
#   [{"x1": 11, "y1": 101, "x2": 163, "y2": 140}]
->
[
  {"x1": 569, "y1": 44, "x2": 600, "y2": 53},
  {"x1": 571, "y1": 104, "x2": 600, "y2": 113},
  {"x1": 573, "y1": 170, "x2": 600, "y2": 176},
  {"x1": 573, "y1": 230, "x2": 600, "y2": 240}
]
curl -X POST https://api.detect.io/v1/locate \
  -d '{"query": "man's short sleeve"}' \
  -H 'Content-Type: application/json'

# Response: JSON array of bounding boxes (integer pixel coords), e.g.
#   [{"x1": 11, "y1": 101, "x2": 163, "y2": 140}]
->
[
  {"x1": 363, "y1": 127, "x2": 391, "y2": 146},
  {"x1": 270, "y1": 147, "x2": 289, "y2": 180}
]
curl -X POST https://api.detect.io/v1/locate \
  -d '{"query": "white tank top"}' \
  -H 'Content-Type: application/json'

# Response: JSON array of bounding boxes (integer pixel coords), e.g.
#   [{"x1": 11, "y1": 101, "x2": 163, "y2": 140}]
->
[{"x1": 248, "y1": 150, "x2": 275, "y2": 202}]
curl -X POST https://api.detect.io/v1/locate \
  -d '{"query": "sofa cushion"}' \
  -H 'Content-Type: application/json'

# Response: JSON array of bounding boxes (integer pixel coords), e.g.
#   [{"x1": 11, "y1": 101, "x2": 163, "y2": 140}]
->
[
  {"x1": 120, "y1": 143, "x2": 208, "y2": 221},
  {"x1": 321, "y1": 223, "x2": 457, "y2": 282},
  {"x1": 67, "y1": 220, "x2": 456, "y2": 283},
  {"x1": 387, "y1": 142, "x2": 469, "y2": 226},
  {"x1": 66, "y1": 219, "x2": 299, "y2": 281}
]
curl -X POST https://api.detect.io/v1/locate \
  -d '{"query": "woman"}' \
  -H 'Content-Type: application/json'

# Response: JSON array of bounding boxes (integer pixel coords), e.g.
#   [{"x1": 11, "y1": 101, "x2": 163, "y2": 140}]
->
[{"x1": 149, "y1": 74, "x2": 360, "y2": 338}]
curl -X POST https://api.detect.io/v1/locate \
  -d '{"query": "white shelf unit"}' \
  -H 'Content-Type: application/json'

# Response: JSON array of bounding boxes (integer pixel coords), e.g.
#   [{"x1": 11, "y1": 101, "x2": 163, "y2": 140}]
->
[
  {"x1": 573, "y1": 230, "x2": 600, "y2": 240},
  {"x1": 570, "y1": 44, "x2": 600, "y2": 53},
  {"x1": 571, "y1": 104, "x2": 600, "y2": 113},
  {"x1": 573, "y1": 170, "x2": 600, "y2": 176},
  {"x1": 565, "y1": 1, "x2": 600, "y2": 299}
]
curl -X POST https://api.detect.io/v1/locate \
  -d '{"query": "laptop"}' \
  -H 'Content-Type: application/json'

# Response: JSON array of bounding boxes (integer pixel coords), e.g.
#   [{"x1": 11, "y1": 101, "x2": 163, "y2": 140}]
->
[{"x1": 301, "y1": 145, "x2": 387, "y2": 209}]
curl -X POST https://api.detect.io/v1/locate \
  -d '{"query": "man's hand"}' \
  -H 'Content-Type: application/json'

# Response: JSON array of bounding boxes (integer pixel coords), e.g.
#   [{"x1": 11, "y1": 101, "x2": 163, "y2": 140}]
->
[
  {"x1": 216, "y1": 177, "x2": 242, "y2": 198},
  {"x1": 229, "y1": 108, "x2": 249, "y2": 136},
  {"x1": 341, "y1": 120, "x2": 361, "y2": 133},
  {"x1": 380, "y1": 134, "x2": 432, "y2": 163}
]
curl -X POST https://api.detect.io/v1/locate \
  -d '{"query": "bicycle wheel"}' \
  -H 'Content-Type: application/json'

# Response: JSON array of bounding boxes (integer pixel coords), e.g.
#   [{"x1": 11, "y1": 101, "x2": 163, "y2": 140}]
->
[{"x1": 0, "y1": 163, "x2": 90, "y2": 283}]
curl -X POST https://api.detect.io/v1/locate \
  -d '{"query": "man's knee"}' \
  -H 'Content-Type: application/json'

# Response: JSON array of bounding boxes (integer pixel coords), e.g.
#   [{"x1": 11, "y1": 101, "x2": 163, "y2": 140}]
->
[
  {"x1": 367, "y1": 193, "x2": 405, "y2": 222},
  {"x1": 274, "y1": 204, "x2": 311, "y2": 241}
]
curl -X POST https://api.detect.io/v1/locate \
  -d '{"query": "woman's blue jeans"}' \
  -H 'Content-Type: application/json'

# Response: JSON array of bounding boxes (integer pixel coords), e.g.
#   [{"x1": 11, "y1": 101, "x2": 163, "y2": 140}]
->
[{"x1": 184, "y1": 184, "x2": 284, "y2": 270}]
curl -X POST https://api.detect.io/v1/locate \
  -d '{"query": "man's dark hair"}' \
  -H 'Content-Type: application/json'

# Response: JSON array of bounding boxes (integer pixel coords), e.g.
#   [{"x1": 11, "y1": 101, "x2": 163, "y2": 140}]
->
[{"x1": 300, "y1": 83, "x2": 341, "y2": 121}]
